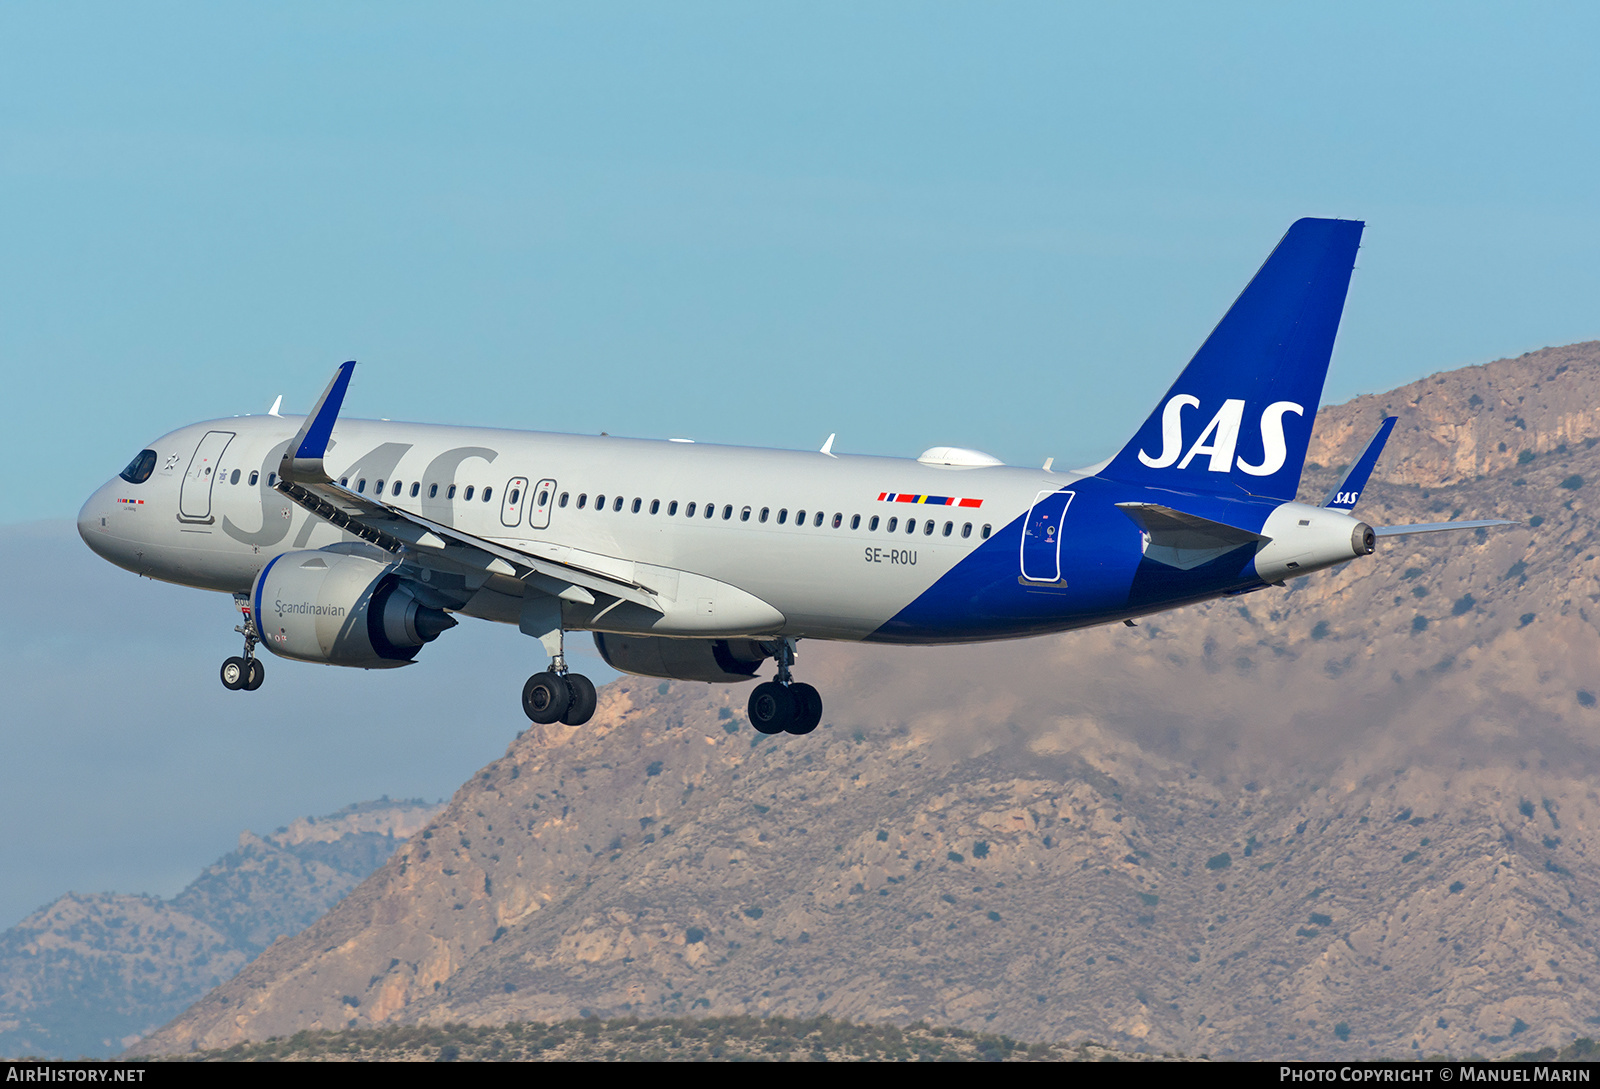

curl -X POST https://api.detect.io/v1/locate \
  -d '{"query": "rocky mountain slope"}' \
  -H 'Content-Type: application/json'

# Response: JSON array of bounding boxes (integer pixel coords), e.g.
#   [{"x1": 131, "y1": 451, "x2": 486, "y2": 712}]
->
[
  {"x1": 159, "y1": 1016, "x2": 1133, "y2": 1062},
  {"x1": 0, "y1": 799, "x2": 439, "y2": 1058},
  {"x1": 141, "y1": 344, "x2": 1600, "y2": 1060}
]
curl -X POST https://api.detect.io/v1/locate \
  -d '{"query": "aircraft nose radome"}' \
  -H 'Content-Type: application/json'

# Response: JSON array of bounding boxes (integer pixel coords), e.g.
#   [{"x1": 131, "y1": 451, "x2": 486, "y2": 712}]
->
[{"x1": 77, "y1": 485, "x2": 114, "y2": 558}]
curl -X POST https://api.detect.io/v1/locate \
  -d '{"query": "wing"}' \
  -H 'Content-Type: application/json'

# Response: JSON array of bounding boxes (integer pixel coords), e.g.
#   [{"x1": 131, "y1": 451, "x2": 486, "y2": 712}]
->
[
  {"x1": 273, "y1": 363, "x2": 662, "y2": 613},
  {"x1": 1115, "y1": 502, "x2": 1268, "y2": 570}
]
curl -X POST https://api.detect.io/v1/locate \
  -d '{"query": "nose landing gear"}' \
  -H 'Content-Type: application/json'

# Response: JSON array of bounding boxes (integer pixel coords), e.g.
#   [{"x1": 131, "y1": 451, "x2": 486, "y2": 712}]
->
[
  {"x1": 221, "y1": 593, "x2": 266, "y2": 692},
  {"x1": 746, "y1": 638, "x2": 822, "y2": 735}
]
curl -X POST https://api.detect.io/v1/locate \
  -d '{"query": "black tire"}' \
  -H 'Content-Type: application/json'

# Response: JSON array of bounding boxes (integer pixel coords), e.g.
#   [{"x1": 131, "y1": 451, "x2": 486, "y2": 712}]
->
[
  {"x1": 243, "y1": 658, "x2": 265, "y2": 691},
  {"x1": 522, "y1": 672, "x2": 571, "y2": 724},
  {"x1": 748, "y1": 681, "x2": 796, "y2": 734},
  {"x1": 560, "y1": 673, "x2": 597, "y2": 726},
  {"x1": 788, "y1": 682, "x2": 822, "y2": 735},
  {"x1": 220, "y1": 656, "x2": 246, "y2": 691}
]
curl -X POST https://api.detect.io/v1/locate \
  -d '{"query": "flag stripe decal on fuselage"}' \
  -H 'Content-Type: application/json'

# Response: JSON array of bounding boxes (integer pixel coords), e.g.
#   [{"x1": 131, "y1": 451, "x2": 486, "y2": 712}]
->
[{"x1": 877, "y1": 493, "x2": 984, "y2": 507}]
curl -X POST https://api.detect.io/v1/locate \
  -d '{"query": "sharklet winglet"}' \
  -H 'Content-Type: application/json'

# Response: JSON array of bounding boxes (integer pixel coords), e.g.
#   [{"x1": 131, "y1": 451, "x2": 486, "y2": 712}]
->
[{"x1": 279, "y1": 361, "x2": 355, "y2": 484}]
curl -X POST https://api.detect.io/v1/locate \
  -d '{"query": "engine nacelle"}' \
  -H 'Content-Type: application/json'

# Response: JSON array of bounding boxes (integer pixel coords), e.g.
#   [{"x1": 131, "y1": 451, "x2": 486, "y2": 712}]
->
[
  {"x1": 252, "y1": 550, "x2": 457, "y2": 668},
  {"x1": 593, "y1": 633, "x2": 770, "y2": 683}
]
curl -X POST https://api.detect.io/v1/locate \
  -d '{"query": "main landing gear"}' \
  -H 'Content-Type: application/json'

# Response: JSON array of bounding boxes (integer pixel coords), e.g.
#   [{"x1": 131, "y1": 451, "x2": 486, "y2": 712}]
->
[
  {"x1": 221, "y1": 593, "x2": 265, "y2": 692},
  {"x1": 747, "y1": 638, "x2": 822, "y2": 736},
  {"x1": 521, "y1": 629, "x2": 596, "y2": 726}
]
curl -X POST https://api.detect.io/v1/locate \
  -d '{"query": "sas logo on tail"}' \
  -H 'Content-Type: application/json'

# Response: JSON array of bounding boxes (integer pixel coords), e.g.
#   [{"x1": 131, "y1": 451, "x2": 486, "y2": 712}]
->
[{"x1": 1138, "y1": 396, "x2": 1305, "y2": 476}]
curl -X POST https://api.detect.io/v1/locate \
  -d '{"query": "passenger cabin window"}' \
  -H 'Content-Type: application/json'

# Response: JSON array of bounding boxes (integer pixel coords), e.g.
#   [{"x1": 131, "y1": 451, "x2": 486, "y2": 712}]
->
[
  {"x1": 686, "y1": 502, "x2": 696, "y2": 517},
  {"x1": 759, "y1": 507, "x2": 769, "y2": 523},
  {"x1": 722, "y1": 504, "x2": 733, "y2": 520},
  {"x1": 942, "y1": 521, "x2": 953, "y2": 536},
  {"x1": 576, "y1": 493, "x2": 587, "y2": 509},
  {"x1": 447, "y1": 485, "x2": 457, "y2": 499},
  {"x1": 267, "y1": 472, "x2": 277, "y2": 487},
  {"x1": 613, "y1": 496, "x2": 623, "y2": 512},
  {"x1": 795, "y1": 509, "x2": 805, "y2": 526},
  {"x1": 704, "y1": 503, "x2": 714, "y2": 519},
  {"x1": 375, "y1": 479, "x2": 384, "y2": 494},
  {"x1": 229, "y1": 469, "x2": 241, "y2": 485},
  {"x1": 483, "y1": 487, "x2": 493, "y2": 502},
  {"x1": 595, "y1": 494, "x2": 605, "y2": 510},
  {"x1": 411, "y1": 482, "x2": 421, "y2": 498},
  {"x1": 813, "y1": 511, "x2": 824, "y2": 527},
  {"x1": 540, "y1": 489, "x2": 551, "y2": 505},
  {"x1": 740, "y1": 506, "x2": 751, "y2": 522},
  {"x1": 667, "y1": 500, "x2": 678, "y2": 515},
  {"x1": 357, "y1": 479, "x2": 367, "y2": 493},
  {"x1": 832, "y1": 513, "x2": 842, "y2": 529},
  {"x1": 962, "y1": 523, "x2": 972, "y2": 538},
  {"x1": 649, "y1": 499, "x2": 660, "y2": 514},
  {"x1": 249, "y1": 471, "x2": 259, "y2": 486},
  {"x1": 510, "y1": 488, "x2": 521, "y2": 505},
  {"x1": 869, "y1": 515, "x2": 879, "y2": 531},
  {"x1": 119, "y1": 450, "x2": 157, "y2": 484},
  {"x1": 906, "y1": 519, "x2": 916, "y2": 535},
  {"x1": 429, "y1": 484, "x2": 438, "y2": 498},
  {"x1": 463, "y1": 485, "x2": 475, "y2": 501},
  {"x1": 340, "y1": 477, "x2": 349, "y2": 487},
  {"x1": 887, "y1": 516, "x2": 898, "y2": 532},
  {"x1": 924, "y1": 520, "x2": 934, "y2": 535},
  {"x1": 558, "y1": 492, "x2": 568, "y2": 507},
  {"x1": 981, "y1": 524, "x2": 992, "y2": 539},
  {"x1": 850, "y1": 514, "x2": 860, "y2": 529},
  {"x1": 777, "y1": 509, "x2": 788, "y2": 524},
  {"x1": 393, "y1": 481, "x2": 403, "y2": 497}
]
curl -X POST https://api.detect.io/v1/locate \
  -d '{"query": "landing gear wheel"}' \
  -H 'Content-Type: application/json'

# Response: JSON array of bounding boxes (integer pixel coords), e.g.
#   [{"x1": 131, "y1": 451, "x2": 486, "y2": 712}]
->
[
  {"x1": 221, "y1": 657, "x2": 247, "y2": 691},
  {"x1": 523, "y1": 672, "x2": 572, "y2": 724},
  {"x1": 787, "y1": 682, "x2": 822, "y2": 735},
  {"x1": 748, "y1": 681, "x2": 796, "y2": 735},
  {"x1": 243, "y1": 658, "x2": 265, "y2": 691},
  {"x1": 560, "y1": 673, "x2": 597, "y2": 726}
]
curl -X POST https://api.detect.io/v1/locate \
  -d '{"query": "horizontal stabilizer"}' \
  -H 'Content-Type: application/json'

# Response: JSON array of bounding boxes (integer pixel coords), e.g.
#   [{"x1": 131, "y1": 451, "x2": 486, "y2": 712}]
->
[
  {"x1": 1373, "y1": 519, "x2": 1516, "y2": 538},
  {"x1": 1116, "y1": 502, "x2": 1268, "y2": 571},
  {"x1": 1322, "y1": 416, "x2": 1396, "y2": 512}
]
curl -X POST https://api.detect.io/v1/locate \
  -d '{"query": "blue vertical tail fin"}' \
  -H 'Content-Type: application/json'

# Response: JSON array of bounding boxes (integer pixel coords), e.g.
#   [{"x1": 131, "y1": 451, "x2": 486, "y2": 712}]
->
[{"x1": 1099, "y1": 218, "x2": 1364, "y2": 501}]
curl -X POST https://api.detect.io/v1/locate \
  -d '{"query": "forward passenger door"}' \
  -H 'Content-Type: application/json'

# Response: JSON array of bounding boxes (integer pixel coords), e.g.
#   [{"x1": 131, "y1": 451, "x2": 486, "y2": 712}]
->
[{"x1": 179, "y1": 430, "x2": 234, "y2": 523}]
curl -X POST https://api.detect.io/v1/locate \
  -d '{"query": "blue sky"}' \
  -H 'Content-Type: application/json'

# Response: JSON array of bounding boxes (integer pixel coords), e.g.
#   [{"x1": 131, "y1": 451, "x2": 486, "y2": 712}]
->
[
  {"x1": 4, "y1": 3, "x2": 1600, "y2": 929},
  {"x1": 5, "y1": 4, "x2": 1599, "y2": 523}
]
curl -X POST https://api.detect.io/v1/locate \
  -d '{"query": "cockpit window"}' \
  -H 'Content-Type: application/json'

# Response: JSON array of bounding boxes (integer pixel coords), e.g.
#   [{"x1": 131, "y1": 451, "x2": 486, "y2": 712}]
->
[{"x1": 119, "y1": 450, "x2": 156, "y2": 485}]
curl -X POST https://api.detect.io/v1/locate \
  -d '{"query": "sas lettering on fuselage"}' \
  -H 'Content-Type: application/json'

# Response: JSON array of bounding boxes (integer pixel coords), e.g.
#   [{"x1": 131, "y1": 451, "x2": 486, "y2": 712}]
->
[
  {"x1": 864, "y1": 547, "x2": 917, "y2": 566},
  {"x1": 1137, "y1": 396, "x2": 1305, "y2": 476}
]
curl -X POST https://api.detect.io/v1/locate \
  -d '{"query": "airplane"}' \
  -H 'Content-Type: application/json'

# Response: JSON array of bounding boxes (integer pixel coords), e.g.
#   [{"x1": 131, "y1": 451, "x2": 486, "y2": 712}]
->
[{"x1": 78, "y1": 218, "x2": 1512, "y2": 736}]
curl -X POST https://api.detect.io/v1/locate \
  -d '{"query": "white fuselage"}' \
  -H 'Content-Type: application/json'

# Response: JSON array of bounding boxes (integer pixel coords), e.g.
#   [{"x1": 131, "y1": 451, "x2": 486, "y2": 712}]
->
[{"x1": 80, "y1": 414, "x2": 1088, "y2": 644}]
